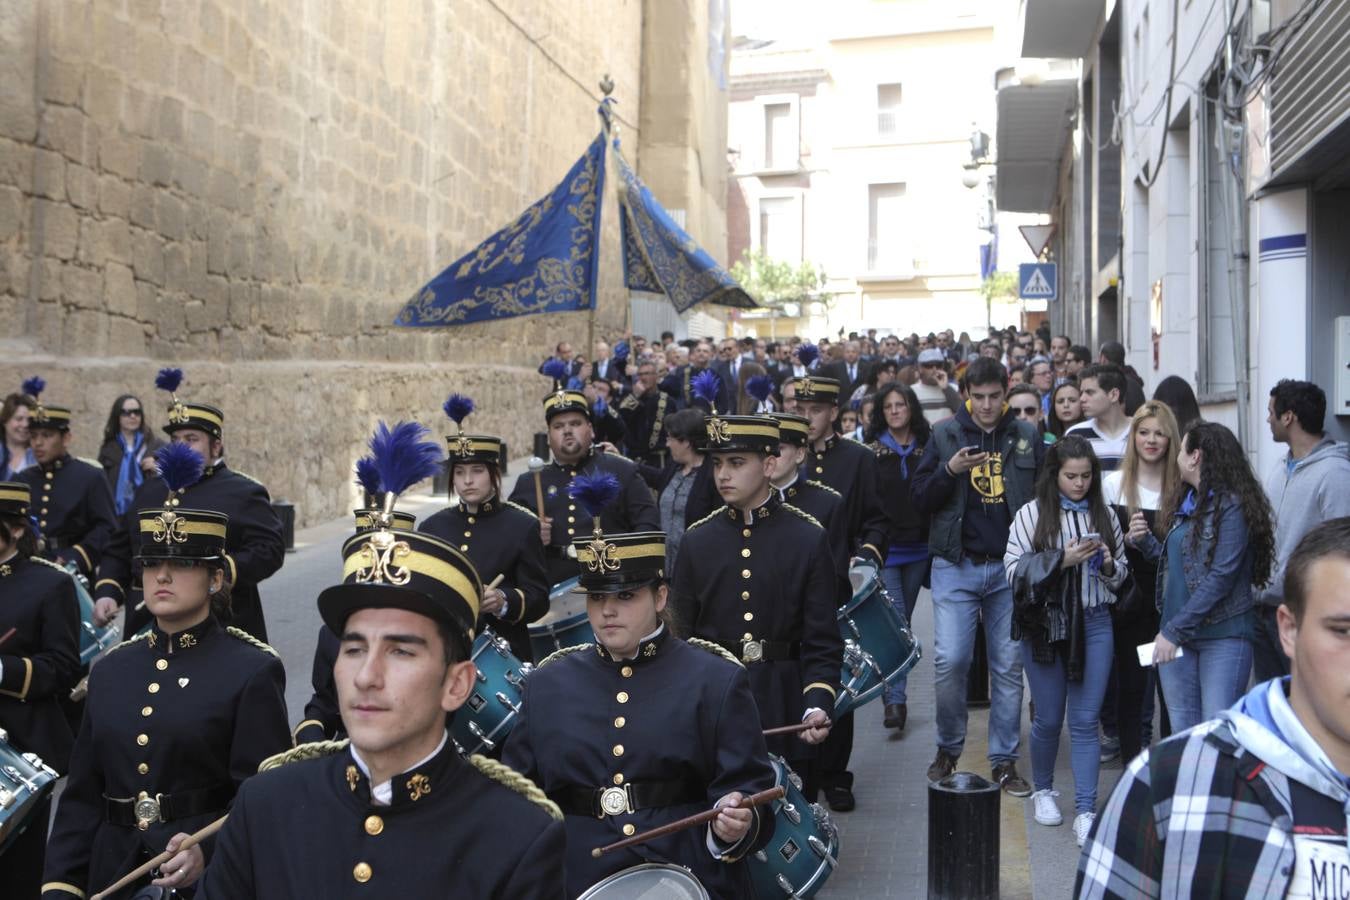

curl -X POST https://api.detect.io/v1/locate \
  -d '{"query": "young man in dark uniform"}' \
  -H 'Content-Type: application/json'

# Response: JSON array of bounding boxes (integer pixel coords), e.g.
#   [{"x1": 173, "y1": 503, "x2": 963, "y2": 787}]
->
[
  {"x1": 793, "y1": 376, "x2": 891, "y2": 811},
  {"x1": 768, "y1": 413, "x2": 850, "y2": 583},
  {"x1": 198, "y1": 516, "x2": 566, "y2": 899},
  {"x1": 420, "y1": 407, "x2": 548, "y2": 662},
  {"x1": 504, "y1": 530, "x2": 776, "y2": 899},
  {"x1": 19, "y1": 392, "x2": 118, "y2": 579},
  {"x1": 670, "y1": 415, "x2": 841, "y2": 790},
  {"x1": 508, "y1": 389, "x2": 658, "y2": 585},
  {"x1": 93, "y1": 374, "x2": 284, "y2": 641}
]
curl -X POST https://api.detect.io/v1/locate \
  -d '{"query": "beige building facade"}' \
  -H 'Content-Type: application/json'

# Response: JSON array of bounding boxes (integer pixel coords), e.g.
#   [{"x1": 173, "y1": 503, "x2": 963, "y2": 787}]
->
[
  {"x1": 727, "y1": 1, "x2": 1010, "y2": 339},
  {"x1": 0, "y1": 0, "x2": 730, "y2": 524}
]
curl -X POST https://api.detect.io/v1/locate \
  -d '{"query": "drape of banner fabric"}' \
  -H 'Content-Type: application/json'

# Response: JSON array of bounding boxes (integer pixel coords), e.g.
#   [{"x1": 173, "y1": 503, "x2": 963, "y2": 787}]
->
[
  {"x1": 614, "y1": 151, "x2": 755, "y2": 313},
  {"x1": 394, "y1": 133, "x2": 607, "y2": 327}
]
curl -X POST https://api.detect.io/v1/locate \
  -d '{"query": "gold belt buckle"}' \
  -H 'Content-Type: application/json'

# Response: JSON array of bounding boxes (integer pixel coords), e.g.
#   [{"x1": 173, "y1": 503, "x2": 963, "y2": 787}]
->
[
  {"x1": 742, "y1": 640, "x2": 764, "y2": 663},
  {"x1": 134, "y1": 791, "x2": 162, "y2": 831},
  {"x1": 598, "y1": 785, "x2": 632, "y2": 818}
]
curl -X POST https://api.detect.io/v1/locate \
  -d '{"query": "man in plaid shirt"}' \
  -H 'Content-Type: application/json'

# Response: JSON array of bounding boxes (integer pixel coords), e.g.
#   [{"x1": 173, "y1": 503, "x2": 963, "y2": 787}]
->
[{"x1": 1078, "y1": 518, "x2": 1350, "y2": 899}]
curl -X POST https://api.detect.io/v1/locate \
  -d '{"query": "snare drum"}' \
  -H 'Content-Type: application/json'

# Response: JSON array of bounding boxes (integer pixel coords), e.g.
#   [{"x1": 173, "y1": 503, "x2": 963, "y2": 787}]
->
[
  {"x1": 749, "y1": 754, "x2": 838, "y2": 898},
  {"x1": 0, "y1": 728, "x2": 59, "y2": 855},
  {"x1": 450, "y1": 627, "x2": 532, "y2": 756},
  {"x1": 527, "y1": 578, "x2": 596, "y2": 661},
  {"x1": 69, "y1": 564, "x2": 119, "y2": 668},
  {"x1": 577, "y1": 863, "x2": 710, "y2": 899},
  {"x1": 833, "y1": 562, "x2": 922, "y2": 717}
]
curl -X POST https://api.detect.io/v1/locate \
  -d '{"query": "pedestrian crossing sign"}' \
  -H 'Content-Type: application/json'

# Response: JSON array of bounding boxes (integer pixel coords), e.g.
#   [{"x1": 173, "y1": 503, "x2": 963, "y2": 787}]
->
[{"x1": 1019, "y1": 263, "x2": 1056, "y2": 300}]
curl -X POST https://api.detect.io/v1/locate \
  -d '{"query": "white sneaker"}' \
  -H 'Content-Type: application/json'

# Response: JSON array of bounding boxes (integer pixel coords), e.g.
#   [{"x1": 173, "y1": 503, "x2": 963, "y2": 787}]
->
[
  {"x1": 1031, "y1": 789, "x2": 1062, "y2": 826},
  {"x1": 1073, "y1": 812, "x2": 1096, "y2": 847}
]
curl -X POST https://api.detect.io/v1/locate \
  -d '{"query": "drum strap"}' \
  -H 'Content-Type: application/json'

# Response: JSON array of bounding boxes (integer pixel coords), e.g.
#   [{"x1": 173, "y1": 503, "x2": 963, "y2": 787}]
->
[
  {"x1": 549, "y1": 779, "x2": 703, "y2": 818},
  {"x1": 103, "y1": 784, "x2": 233, "y2": 827}
]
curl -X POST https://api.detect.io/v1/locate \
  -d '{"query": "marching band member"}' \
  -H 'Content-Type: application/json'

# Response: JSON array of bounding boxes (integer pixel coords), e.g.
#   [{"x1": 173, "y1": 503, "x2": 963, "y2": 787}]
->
[
  {"x1": 198, "y1": 422, "x2": 565, "y2": 899},
  {"x1": 768, "y1": 412, "x2": 850, "y2": 584},
  {"x1": 16, "y1": 378, "x2": 118, "y2": 580},
  {"x1": 0, "y1": 482, "x2": 81, "y2": 897},
  {"x1": 503, "y1": 484, "x2": 775, "y2": 899},
  {"x1": 420, "y1": 394, "x2": 548, "y2": 662},
  {"x1": 508, "y1": 388, "x2": 658, "y2": 585},
  {"x1": 43, "y1": 444, "x2": 290, "y2": 899},
  {"x1": 93, "y1": 368, "x2": 285, "y2": 642},
  {"x1": 670, "y1": 415, "x2": 842, "y2": 793}
]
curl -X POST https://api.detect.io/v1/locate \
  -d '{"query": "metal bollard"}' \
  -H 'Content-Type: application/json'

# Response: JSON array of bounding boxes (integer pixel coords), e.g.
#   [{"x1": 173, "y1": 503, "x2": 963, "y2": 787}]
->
[
  {"x1": 272, "y1": 501, "x2": 296, "y2": 552},
  {"x1": 928, "y1": 772, "x2": 999, "y2": 899},
  {"x1": 433, "y1": 460, "x2": 450, "y2": 498},
  {"x1": 532, "y1": 432, "x2": 550, "y2": 460}
]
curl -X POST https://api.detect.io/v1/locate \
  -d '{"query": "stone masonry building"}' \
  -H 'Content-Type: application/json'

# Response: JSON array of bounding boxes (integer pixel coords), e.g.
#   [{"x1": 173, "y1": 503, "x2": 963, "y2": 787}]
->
[{"x1": 0, "y1": 0, "x2": 731, "y2": 524}]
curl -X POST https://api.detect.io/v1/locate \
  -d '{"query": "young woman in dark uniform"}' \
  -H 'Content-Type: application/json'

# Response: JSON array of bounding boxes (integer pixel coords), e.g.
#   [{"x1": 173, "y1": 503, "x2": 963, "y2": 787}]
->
[
  {"x1": 0, "y1": 481, "x2": 81, "y2": 897},
  {"x1": 503, "y1": 508, "x2": 777, "y2": 899},
  {"x1": 42, "y1": 446, "x2": 289, "y2": 900},
  {"x1": 419, "y1": 394, "x2": 548, "y2": 662}
]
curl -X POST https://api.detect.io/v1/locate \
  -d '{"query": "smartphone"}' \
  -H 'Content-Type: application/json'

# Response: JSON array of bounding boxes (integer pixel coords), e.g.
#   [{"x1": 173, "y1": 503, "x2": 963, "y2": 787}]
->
[
  {"x1": 1136, "y1": 642, "x2": 1185, "y2": 666},
  {"x1": 960, "y1": 446, "x2": 986, "y2": 456},
  {"x1": 1079, "y1": 533, "x2": 1102, "y2": 544}
]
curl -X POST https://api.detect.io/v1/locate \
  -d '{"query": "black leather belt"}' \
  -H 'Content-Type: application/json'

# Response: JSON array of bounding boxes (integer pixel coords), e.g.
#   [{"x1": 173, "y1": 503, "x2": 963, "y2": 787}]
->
[
  {"x1": 963, "y1": 553, "x2": 1002, "y2": 566},
  {"x1": 716, "y1": 639, "x2": 799, "y2": 664},
  {"x1": 104, "y1": 785, "x2": 233, "y2": 829},
  {"x1": 550, "y1": 780, "x2": 702, "y2": 818}
]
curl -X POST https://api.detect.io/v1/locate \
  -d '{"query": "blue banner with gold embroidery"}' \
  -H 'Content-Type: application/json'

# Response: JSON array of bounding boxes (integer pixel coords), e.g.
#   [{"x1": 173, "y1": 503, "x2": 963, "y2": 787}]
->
[
  {"x1": 394, "y1": 133, "x2": 606, "y2": 327},
  {"x1": 615, "y1": 152, "x2": 755, "y2": 312}
]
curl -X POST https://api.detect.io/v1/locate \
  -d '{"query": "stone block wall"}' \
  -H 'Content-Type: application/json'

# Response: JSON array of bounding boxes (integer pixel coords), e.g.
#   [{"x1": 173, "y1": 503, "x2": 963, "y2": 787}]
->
[{"x1": 0, "y1": 0, "x2": 727, "y2": 525}]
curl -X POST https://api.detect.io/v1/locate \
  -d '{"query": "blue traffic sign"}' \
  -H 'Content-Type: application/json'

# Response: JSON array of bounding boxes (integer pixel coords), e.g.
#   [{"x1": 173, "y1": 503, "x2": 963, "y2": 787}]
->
[{"x1": 1019, "y1": 263, "x2": 1057, "y2": 300}]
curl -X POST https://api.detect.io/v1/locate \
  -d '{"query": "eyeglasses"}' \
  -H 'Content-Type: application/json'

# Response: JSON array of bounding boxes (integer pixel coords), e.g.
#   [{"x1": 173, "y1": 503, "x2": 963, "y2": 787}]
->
[
  {"x1": 1011, "y1": 406, "x2": 1040, "y2": 417},
  {"x1": 121, "y1": 408, "x2": 143, "y2": 416}
]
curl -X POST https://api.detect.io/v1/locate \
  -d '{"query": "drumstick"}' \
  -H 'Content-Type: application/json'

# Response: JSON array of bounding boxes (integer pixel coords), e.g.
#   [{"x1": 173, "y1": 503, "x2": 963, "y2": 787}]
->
[
  {"x1": 0, "y1": 626, "x2": 16, "y2": 649},
  {"x1": 487, "y1": 574, "x2": 504, "y2": 590},
  {"x1": 590, "y1": 785, "x2": 785, "y2": 858},
  {"x1": 90, "y1": 813, "x2": 228, "y2": 900},
  {"x1": 528, "y1": 456, "x2": 547, "y2": 519},
  {"x1": 762, "y1": 718, "x2": 833, "y2": 737}
]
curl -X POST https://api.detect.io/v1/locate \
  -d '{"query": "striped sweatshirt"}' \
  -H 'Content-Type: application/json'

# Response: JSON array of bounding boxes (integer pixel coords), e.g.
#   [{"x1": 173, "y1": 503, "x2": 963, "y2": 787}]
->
[{"x1": 1004, "y1": 499, "x2": 1129, "y2": 609}]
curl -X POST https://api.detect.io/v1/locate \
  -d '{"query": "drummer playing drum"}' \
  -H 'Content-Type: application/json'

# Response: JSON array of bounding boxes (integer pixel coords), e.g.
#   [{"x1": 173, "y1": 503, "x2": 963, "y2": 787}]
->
[
  {"x1": 0, "y1": 481, "x2": 81, "y2": 897},
  {"x1": 503, "y1": 521, "x2": 777, "y2": 899}
]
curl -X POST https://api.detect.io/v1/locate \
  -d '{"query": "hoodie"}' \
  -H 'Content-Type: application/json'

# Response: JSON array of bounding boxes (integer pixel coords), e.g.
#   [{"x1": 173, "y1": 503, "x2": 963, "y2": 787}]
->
[{"x1": 1260, "y1": 439, "x2": 1350, "y2": 607}]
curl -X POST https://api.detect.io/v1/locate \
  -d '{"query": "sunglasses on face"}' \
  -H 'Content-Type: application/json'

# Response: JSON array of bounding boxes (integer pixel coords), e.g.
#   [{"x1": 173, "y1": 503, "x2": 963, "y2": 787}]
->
[
  {"x1": 1011, "y1": 406, "x2": 1040, "y2": 416},
  {"x1": 121, "y1": 408, "x2": 143, "y2": 416}
]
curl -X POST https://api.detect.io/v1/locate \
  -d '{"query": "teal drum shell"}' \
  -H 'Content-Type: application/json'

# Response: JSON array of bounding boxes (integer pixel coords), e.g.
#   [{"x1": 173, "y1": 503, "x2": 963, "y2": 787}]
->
[
  {"x1": 0, "y1": 731, "x2": 59, "y2": 855},
  {"x1": 70, "y1": 567, "x2": 119, "y2": 668},
  {"x1": 527, "y1": 578, "x2": 596, "y2": 661},
  {"x1": 449, "y1": 627, "x2": 530, "y2": 756},
  {"x1": 834, "y1": 563, "x2": 922, "y2": 717},
  {"x1": 748, "y1": 754, "x2": 839, "y2": 898}
]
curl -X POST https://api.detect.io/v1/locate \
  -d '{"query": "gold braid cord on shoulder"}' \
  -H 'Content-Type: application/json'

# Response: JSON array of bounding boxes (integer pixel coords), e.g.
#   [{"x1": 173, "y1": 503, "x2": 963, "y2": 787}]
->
[
  {"x1": 686, "y1": 637, "x2": 744, "y2": 668},
  {"x1": 503, "y1": 499, "x2": 540, "y2": 521},
  {"x1": 27, "y1": 556, "x2": 71, "y2": 573},
  {"x1": 467, "y1": 754, "x2": 564, "y2": 822},
  {"x1": 804, "y1": 479, "x2": 841, "y2": 498},
  {"x1": 101, "y1": 630, "x2": 152, "y2": 658},
  {"x1": 226, "y1": 625, "x2": 281, "y2": 659},
  {"x1": 536, "y1": 643, "x2": 593, "y2": 668},
  {"x1": 258, "y1": 739, "x2": 350, "y2": 773},
  {"x1": 685, "y1": 505, "x2": 727, "y2": 533},
  {"x1": 782, "y1": 503, "x2": 824, "y2": 529}
]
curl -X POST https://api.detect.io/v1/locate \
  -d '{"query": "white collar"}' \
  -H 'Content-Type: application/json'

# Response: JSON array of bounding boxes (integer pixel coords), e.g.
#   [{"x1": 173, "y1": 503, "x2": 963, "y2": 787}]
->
[{"x1": 349, "y1": 731, "x2": 449, "y2": 806}]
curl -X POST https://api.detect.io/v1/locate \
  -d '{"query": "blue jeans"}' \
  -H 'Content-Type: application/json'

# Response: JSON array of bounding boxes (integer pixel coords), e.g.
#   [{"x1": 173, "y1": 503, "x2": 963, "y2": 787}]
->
[
  {"x1": 1021, "y1": 605, "x2": 1114, "y2": 813},
  {"x1": 882, "y1": 560, "x2": 928, "y2": 705},
  {"x1": 1156, "y1": 636, "x2": 1252, "y2": 732},
  {"x1": 931, "y1": 557, "x2": 1023, "y2": 764}
]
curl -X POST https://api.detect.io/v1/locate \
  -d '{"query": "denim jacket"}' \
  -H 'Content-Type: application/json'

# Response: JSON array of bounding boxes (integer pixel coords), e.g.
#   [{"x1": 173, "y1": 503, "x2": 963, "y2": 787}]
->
[{"x1": 1137, "y1": 492, "x2": 1253, "y2": 646}]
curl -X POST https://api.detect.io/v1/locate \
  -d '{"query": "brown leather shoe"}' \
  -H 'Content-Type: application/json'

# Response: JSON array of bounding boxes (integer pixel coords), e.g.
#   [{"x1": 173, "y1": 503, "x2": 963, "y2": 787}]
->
[
  {"x1": 883, "y1": 703, "x2": 907, "y2": 730},
  {"x1": 927, "y1": 749, "x2": 959, "y2": 782}
]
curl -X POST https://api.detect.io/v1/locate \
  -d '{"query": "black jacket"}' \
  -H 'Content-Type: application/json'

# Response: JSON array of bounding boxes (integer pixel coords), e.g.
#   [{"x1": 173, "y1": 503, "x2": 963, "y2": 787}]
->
[
  {"x1": 0, "y1": 556, "x2": 80, "y2": 769},
  {"x1": 804, "y1": 435, "x2": 888, "y2": 566},
  {"x1": 619, "y1": 388, "x2": 681, "y2": 465},
  {"x1": 1009, "y1": 547, "x2": 1090, "y2": 681},
  {"x1": 96, "y1": 433, "x2": 165, "y2": 496},
  {"x1": 502, "y1": 630, "x2": 775, "y2": 900},
  {"x1": 18, "y1": 455, "x2": 119, "y2": 578},
  {"x1": 869, "y1": 438, "x2": 928, "y2": 546}
]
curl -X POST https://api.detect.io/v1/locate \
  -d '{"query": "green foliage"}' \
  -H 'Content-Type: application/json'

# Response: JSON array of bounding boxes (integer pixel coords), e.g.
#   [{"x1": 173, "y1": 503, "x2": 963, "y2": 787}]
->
[
  {"x1": 980, "y1": 271, "x2": 1018, "y2": 302},
  {"x1": 729, "y1": 248, "x2": 827, "y2": 309}
]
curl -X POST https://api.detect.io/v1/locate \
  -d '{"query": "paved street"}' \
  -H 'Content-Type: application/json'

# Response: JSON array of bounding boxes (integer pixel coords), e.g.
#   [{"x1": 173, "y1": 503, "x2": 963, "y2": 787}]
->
[{"x1": 257, "y1": 463, "x2": 1125, "y2": 898}]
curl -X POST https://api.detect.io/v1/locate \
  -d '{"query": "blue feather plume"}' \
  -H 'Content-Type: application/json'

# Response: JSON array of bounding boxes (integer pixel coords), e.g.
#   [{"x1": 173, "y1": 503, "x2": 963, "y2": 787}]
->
[
  {"x1": 541, "y1": 359, "x2": 569, "y2": 381},
  {"x1": 796, "y1": 343, "x2": 819, "y2": 368},
  {"x1": 442, "y1": 393, "x2": 475, "y2": 426},
  {"x1": 691, "y1": 369, "x2": 721, "y2": 405},
  {"x1": 155, "y1": 367, "x2": 184, "y2": 393},
  {"x1": 354, "y1": 456, "x2": 381, "y2": 497},
  {"x1": 21, "y1": 376, "x2": 45, "y2": 398},
  {"x1": 154, "y1": 443, "x2": 205, "y2": 493},
  {"x1": 568, "y1": 472, "x2": 621, "y2": 519},
  {"x1": 613, "y1": 340, "x2": 630, "y2": 361},
  {"x1": 746, "y1": 374, "x2": 775, "y2": 403},
  {"x1": 368, "y1": 421, "x2": 442, "y2": 497}
]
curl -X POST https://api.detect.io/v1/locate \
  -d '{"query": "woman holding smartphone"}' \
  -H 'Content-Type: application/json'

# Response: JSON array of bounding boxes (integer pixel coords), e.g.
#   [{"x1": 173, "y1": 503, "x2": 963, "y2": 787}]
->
[{"x1": 1005, "y1": 436, "x2": 1127, "y2": 846}]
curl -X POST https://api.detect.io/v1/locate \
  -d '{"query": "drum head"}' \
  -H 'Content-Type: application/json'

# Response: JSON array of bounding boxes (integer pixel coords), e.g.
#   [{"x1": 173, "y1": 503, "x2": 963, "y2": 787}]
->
[
  {"x1": 576, "y1": 863, "x2": 709, "y2": 900},
  {"x1": 537, "y1": 585, "x2": 589, "y2": 627}
]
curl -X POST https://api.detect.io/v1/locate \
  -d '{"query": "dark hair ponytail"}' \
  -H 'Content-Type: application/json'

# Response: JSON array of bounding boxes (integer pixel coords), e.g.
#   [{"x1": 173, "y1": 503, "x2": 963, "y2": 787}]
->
[{"x1": 1180, "y1": 422, "x2": 1276, "y2": 587}]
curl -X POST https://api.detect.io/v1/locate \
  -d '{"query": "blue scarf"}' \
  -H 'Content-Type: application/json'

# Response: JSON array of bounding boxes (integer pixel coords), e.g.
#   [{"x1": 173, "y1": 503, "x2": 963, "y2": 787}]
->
[
  {"x1": 1059, "y1": 495, "x2": 1091, "y2": 513},
  {"x1": 879, "y1": 431, "x2": 917, "y2": 478},
  {"x1": 115, "y1": 432, "x2": 144, "y2": 516},
  {"x1": 1177, "y1": 487, "x2": 1199, "y2": 519}
]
